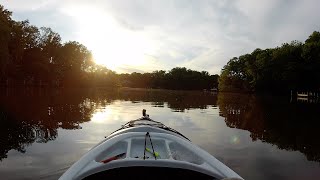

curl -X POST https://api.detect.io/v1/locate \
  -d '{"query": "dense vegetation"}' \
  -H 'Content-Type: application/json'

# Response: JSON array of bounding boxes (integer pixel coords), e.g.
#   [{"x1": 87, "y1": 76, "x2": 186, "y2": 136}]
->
[
  {"x1": 0, "y1": 5, "x2": 99, "y2": 87},
  {"x1": 118, "y1": 68, "x2": 218, "y2": 90},
  {"x1": 219, "y1": 31, "x2": 320, "y2": 93},
  {"x1": 0, "y1": 5, "x2": 218, "y2": 90}
]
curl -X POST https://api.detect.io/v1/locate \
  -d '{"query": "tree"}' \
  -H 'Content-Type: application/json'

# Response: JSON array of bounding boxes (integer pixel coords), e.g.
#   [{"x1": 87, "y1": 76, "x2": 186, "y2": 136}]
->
[
  {"x1": 60, "y1": 41, "x2": 93, "y2": 72},
  {"x1": 219, "y1": 31, "x2": 320, "y2": 93},
  {"x1": 39, "y1": 27, "x2": 62, "y2": 64},
  {"x1": 0, "y1": 5, "x2": 12, "y2": 75},
  {"x1": 151, "y1": 70, "x2": 167, "y2": 88},
  {"x1": 301, "y1": 31, "x2": 320, "y2": 90},
  {"x1": 8, "y1": 20, "x2": 41, "y2": 79},
  {"x1": 0, "y1": 4, "x2": 219, "y2": 89}
]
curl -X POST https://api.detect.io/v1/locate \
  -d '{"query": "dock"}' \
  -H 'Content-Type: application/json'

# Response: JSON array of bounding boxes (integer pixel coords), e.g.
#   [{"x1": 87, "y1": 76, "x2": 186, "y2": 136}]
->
[{"x1": 291, "y1": 90, "x2": 320, "y2": 103}]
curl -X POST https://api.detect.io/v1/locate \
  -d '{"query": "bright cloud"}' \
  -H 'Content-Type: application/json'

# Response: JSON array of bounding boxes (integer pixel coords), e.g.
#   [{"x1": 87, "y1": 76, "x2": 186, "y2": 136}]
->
[{"x1": 1, "y1": 0, "x2": 320, "y2": 74}]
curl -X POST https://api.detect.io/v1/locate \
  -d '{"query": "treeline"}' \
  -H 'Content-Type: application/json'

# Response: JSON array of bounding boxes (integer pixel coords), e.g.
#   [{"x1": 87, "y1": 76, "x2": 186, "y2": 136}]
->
[
  {"x1": 118, "y1": 68, "x2": 219, "y2": 90},
  {"x1": 0, "y1": 5, "x2": 217, "y2": 90},
  {"x1": 219, "y1": 31, "x2": 320, "y2": 93},
  {"x1": 0, "y1": 5, "x2": 118, "y2": 88}
]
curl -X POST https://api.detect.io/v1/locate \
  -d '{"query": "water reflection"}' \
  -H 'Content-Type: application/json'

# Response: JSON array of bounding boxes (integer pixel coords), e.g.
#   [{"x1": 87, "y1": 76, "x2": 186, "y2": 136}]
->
[
  {"x1": 0, "y1": 88, "x2": 97, "y2": 161},
  {"x1": 116, "y1": 89, "x2": 217, "y2": 111},
  {"x1": 1, "y1": 88, "x2": 319, "y2": 163},
  {"x1": 0, "y1": 111, "x2": 56, "y2": 160},
  {"x1": 0, "y1": 88, "x2": 319, "y2": 179},
  {"x1": 218, "y1": 93, "x2": 320, "y2": 162},
  {"x1": 0, "y1": 88, "x2": 217, "y2": 161}
]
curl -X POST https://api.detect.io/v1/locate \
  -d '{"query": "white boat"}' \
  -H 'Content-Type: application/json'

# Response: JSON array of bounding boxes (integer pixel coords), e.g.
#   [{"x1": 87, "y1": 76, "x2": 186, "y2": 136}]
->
[{"x1": 59, "y1": 110, "x2": 243, "y2": 180}]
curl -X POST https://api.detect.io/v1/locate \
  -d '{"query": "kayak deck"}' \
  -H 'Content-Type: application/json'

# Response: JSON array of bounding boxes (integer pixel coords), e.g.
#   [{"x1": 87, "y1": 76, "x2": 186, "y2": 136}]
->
[
  {"x1": 60, "y1": 131, "x2": 241, "y2": 179},
  {"x1": 97, "y1": 131, "x2": 202, "y2": 163},
  {"x1": 59, "y1": 111, "x2": 243, "y2": 180}
]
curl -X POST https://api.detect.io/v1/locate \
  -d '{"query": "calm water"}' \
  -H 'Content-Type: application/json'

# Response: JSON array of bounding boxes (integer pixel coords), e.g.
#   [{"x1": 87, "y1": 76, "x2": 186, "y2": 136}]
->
[{"x1": 0, "y1": 88, "x2": 319, "y2": 180}]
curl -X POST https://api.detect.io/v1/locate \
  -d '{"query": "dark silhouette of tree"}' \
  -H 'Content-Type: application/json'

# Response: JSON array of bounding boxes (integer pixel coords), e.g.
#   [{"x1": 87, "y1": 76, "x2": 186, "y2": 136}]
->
[
  {"x1": 117, "y1": 68, "x2": 219, "y2": 90},
  {"x1": 0, "y1": 5, "x2": 218, "y2": 90},
  {"x1": 0, "y1": 5, "x2": 11, "y2": 75},
  {"x1": 219, "y1": 31, "x2": 320, "y2": 93},
  {"x1": 0, "y1": 5, "x2": 106, "y2": 88}
]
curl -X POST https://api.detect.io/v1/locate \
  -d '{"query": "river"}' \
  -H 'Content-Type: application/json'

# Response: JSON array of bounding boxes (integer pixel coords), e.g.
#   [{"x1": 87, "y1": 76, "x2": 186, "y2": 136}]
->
[{"x1": 0, "y1": 88, "x2": 319, "y2": 180}]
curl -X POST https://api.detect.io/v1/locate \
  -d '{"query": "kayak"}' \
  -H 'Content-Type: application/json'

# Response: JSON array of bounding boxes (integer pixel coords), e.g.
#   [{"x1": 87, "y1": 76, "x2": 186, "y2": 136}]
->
[{"x1": 59, "y1": 110, "x2": 243, "y2": 180}]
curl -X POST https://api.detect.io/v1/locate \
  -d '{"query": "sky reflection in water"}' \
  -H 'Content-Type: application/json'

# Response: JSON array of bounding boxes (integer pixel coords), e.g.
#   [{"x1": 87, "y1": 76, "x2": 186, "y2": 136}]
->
[{"x1": 0, "y1": 89, "x2": 319, "y2": 180}]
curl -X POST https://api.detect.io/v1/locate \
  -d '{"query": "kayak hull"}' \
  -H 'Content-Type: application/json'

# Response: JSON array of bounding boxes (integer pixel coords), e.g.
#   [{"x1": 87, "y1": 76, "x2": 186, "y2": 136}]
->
[{"x1": 59, "y1": 125, "x2": 243, "y2": 179}]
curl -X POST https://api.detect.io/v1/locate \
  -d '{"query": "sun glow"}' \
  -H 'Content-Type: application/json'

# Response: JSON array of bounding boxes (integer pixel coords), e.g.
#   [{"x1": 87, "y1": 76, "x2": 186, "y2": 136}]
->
[
  {"x1": 90, "y1": 108, "x2": 112, "y2": 124},
  {"x1": 64, "y1": 5, "x2": 156, "y2": 72}
]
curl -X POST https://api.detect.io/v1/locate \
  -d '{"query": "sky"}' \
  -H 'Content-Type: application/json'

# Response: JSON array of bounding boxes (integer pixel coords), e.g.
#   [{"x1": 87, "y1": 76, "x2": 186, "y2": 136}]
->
[{"x1": 1, "y1": 0, "x2": 320, "y2": 74}]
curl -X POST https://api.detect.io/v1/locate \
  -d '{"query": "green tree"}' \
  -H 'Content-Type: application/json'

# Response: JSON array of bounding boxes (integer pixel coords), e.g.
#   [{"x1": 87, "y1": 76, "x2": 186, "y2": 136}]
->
[{"x1": 219, "y1": 31, "x2": 320, "y2": 93}]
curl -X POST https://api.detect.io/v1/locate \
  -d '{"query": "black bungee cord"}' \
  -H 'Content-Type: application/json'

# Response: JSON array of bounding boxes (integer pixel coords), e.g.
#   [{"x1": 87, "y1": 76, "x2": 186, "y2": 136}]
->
[{"x1": 143, "y1": 132, "x2": 157, "y2": 160}]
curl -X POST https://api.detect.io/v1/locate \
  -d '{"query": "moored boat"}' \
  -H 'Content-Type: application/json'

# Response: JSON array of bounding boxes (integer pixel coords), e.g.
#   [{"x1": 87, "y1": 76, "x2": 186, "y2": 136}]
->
[{"x1": 59, "y1": 110, "x2": 243, "y2": 180}]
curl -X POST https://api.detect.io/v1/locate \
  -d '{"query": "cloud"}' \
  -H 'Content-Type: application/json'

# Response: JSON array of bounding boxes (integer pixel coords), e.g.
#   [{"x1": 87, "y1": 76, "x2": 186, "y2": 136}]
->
[
  {"x1": 1, "y1": 0, "x2": 320, "y2": 74},
  {"x1": 0, "y1": 0, "x2": 58, "y2": 11}
]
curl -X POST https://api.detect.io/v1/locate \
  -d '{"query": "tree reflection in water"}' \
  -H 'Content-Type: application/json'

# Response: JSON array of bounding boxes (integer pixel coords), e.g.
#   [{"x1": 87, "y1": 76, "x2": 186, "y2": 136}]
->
[
  {"x1": 0, "y1": 88, "x2": 217, "y2": 161},
  {"x1": 218, "y1": 92, "x2": 320, "y2": 162},
  {"x1": 0, "y1": 88, "x2": 97, "y2": 161},
  {"x1": 1, "y1": 88, "x2": 319, "y2": 164}
]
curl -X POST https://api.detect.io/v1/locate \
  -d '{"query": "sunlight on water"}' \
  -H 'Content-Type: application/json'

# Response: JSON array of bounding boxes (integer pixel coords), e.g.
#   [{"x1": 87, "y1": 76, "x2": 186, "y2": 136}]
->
[{"x1": 90, "y1": 108, "x2": 114, "y2": 124}]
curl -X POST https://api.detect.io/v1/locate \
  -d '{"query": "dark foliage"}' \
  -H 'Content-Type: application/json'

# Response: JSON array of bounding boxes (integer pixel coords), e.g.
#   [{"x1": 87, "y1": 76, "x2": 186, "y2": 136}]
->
[
  {"x1": 0, "y1": 5, "x2": 218, "y2": 90},
  {"x1": 219, "y1": 31, "x2": 320, "y2": 93},
  {"x1": 119, "y1": 68, "x2": 219, "y2": 90}
]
